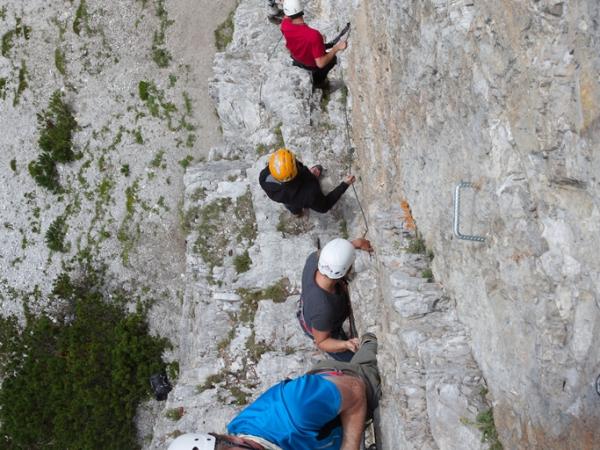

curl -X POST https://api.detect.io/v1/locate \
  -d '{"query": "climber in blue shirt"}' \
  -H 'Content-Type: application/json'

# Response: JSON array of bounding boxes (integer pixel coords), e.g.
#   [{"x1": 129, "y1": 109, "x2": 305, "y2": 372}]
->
[{"x1": 167, "y1": 334, "x2": 381, "y2": 450}]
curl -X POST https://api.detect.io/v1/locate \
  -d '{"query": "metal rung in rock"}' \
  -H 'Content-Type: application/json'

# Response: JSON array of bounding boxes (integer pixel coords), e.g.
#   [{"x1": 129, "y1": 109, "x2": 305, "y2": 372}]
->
[{"x1": 453, "y1": 181, "x2": 486, "y2": 242}]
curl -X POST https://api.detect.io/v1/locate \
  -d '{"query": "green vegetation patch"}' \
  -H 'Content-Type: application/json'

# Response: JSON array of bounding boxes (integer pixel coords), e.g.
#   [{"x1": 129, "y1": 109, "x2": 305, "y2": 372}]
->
[
  {"x1": 45, "y1": 215, "x2": 69, "y2": 252},
  {"x1": 190, "y1": 189, "x2": 257, "y2": 280},
  {"x1": 152, "y1": 0, "x2": 173, "y2": 68},
  {"x1": 55, "y1": 48, "x2": 66, "y2": 75},
  {"x1": 339, "y1": 219, "x2": 349, "y2": 239},
  {"x1": 237, "y1": 278, "x2": 290, "y2": 323},
  {"x1": 9, "y1": 158, "x2": 16, "y2": 172},
  {"x1": 406, "y1": 237, "x2": 427, "y2": 254},
  {"x1": 13, "y1": 59, "x2": 28, "y2": 106},
  {"x1": 476, "y1": 409, "x2": 502, "y2": 449},
  {"x1": 214, "y1": 8, "x2": 235, "y2": 51},
  {"x1": 233, "y1": 250, "x2": 251, "y2": 273},
  {"x1": 150, "y1": 149, "x2": 165, "y2": 168},
  {"x1": 0, "y1": 273, "x2": 169, "y2": 450},
  {"x1": 421, "y1": 268, "x2": 433, "y2": 282},
  {"x1": 1, "y1": 30, "x2": 14, "y2": 57},
  {"x1": 182, "y1": 91, "x2": 193, "y2": 115},
  {"x1": 320, "y1": 88, "x2": 331, "y2": 110},
  {"x1": 192, "y1": 197, "x2": 233, "y2": 270},
  {"x1": 179, "y1": 155, "x2": 193, "y2": 169},
  {"x1": 138, "y1": 80, "x2": 177, "y2": 123},
  {"x1": 197, "y1": 373, "x2": 225, "y2": 393},
  {"x1": 1, "y1": 17, "x2": 31, "y2": 58},
  {"x1": 276, "y1": 211, "x2": 313, "y2": 237},
  {"x1": 462, "y1": 408, "x2": 503, "y2": 450},
  {"x1": 274, "y1": 122, "x2": 285, "y2": 148},
  {"x1": 165, "y1": 407, "x2": 184, "y2": 421},
  {"x1": 234, "y1": 189, "x2": 257, "y2": 243},
  {"x1": 246, "y1": 331, "x2": 274, "y2": 362},
  {"x1": 29, "y1": 91, "x2": 78, "y2": 192},
  {"x1": 117, "y1": 180, "x2": 141, "y2": 266},
  {"x1": 0, "y1": 77, "x2": 6, "y2": 100},
  {"x1": 73, "y1": 0, "x2": 90, "y2": 35},
  {"x1": 256, "y1": 144, "x2": 268, "y2": 156}
]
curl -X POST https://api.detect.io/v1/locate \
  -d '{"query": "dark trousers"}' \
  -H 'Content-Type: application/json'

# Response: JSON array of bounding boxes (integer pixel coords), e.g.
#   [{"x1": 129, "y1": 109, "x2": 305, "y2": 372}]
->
[
  {"x1": 292, "y1": 55, "x2": 338, "y2": 87},
  {"x1": 284, "y1": 203, "x2": 303, "y2": 215},
  {"x1": 309, "y1": 334, "x2": 381, "y2": 414}
]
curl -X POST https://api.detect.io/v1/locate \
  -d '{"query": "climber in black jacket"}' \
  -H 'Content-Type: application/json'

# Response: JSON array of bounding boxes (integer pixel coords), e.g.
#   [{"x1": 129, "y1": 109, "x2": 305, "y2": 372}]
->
[{"x1": 259, "y1": 148, "x2": 355, "y2": 215}]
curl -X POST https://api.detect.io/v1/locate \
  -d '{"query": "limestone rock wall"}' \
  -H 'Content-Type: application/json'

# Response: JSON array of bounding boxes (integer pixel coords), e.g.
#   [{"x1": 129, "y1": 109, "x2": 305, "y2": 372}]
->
[
  {"x1": 156, "y1": 1, "x2": 491, "y2": 449},
  {"x1": 344, "y1": 0, "x2": 600, "y2": 447}
]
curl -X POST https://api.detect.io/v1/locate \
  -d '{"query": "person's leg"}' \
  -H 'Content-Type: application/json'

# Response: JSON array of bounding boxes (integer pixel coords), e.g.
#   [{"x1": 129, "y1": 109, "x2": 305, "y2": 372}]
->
[
  {"x1": 350, "y1": 333, "x2": 377, "y2": 365},
  {"x1": 284, "y1": 203, "x2": 303, "y2": 216},
  {"x1": 351, "y1": 333, "x2": 380, "y2": 412},
  {"x1": 312, "y1": 56, "x2": 338, "y2": 87},
  {"x1": 327, "y1": 349, "x2": 354, "y2": 362}
]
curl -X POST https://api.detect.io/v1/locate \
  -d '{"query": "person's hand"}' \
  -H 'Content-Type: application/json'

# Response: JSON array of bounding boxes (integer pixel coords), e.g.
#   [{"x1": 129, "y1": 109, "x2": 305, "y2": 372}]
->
[
  {"x1": 344, "y1": 338, "x2": 359, "y2": 352},
  {"x1": 351, "y1": 238, "x2": 373, "y2": 252},
  {"x1": 335, "y1": 40, "x2": 348, "y2": 51},
  {"x1": 344, "y1": 174, "x2": 355, "y2": 185}
]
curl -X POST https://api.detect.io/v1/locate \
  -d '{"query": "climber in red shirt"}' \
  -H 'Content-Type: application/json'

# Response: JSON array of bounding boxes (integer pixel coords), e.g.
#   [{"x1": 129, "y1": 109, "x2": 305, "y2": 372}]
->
[{"x1": 280, "y1": 0, "x2": 348, "y2": 88}]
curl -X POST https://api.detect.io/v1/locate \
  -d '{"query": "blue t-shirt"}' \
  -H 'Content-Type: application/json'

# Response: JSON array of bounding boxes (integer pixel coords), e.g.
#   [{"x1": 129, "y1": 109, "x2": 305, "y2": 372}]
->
[{"x1": 227, "y1": 374, "x2": 343, "y2": 450}]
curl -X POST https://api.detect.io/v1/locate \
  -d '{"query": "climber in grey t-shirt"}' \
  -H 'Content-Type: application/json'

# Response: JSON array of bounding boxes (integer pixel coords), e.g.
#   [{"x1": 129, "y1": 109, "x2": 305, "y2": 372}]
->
[{"x1": 298, "y1": 237, "x2": 372, "y2": 361}]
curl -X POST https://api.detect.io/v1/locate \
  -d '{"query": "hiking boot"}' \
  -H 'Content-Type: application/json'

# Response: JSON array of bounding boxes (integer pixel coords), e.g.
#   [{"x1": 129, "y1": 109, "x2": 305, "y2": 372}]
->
[
  {"x1": 310, "y1": 164, "x2": 324, "y2": 179},
  {"x1": 360, "y1": 332, "x2": 377, "y2": 346}
]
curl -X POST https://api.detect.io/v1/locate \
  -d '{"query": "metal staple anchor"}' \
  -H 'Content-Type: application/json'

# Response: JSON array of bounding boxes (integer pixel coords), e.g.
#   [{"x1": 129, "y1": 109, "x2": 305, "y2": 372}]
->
[{"x1": 453, "y1": 181, "x2": 486, "y2": 242}]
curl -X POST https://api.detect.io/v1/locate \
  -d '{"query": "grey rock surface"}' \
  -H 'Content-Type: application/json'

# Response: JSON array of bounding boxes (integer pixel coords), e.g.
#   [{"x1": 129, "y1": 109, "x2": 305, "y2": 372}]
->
[
  {"x1": 346, "y1": 0, "x2": 600, "y2": 447},
  {"x1": 153, "y1": 1, "x2": 491, "y2": 449},
  {"x1": 3, "y1": 0, "x2": 593, "y2": 448}
]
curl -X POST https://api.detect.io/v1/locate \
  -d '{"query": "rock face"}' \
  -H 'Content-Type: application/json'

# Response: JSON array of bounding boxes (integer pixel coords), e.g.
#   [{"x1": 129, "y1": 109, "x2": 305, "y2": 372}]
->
[
  {"x1": 151, "y1": 1, "x2": 492, "y2": 449},
  {"x1": 3, "y1": 0, "x2": 596, "y2": 447},
  {"x1": 345, "y1": 0, "x2": 600, "y2": 447}
]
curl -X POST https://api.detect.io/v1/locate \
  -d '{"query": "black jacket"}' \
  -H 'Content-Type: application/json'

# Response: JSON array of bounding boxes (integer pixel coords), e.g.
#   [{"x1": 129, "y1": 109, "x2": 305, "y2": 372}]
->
[{"x1": 259, "y1": 161, "x2": 349, "y2": 213}]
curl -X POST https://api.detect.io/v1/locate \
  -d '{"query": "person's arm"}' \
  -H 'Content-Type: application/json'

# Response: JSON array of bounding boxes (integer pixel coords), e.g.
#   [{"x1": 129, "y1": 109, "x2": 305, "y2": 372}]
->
[
  {"x1": 309, "y1": 175, "x2": 355, "y2": 213},
  {"x1": 327, "y1": 375, "x2": 367, "y2": 450},
  {"x1": 312, "y1": 328, "x2": 359, "y2": 353},
  {"x1": 315, "y1": 40, "x2": 347, "y2": 68}
]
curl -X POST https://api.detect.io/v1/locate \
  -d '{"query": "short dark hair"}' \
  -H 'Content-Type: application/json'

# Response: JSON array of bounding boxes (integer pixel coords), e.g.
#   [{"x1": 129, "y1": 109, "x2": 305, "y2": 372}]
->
[{"x1": 288, "y1": 11, "x2": 304, "y2": 19}]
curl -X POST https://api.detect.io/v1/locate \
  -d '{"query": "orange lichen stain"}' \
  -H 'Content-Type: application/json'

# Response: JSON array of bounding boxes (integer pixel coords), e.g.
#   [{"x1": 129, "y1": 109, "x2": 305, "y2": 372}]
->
[
  {"x1": 579, "y1": 71, "x2": 600, "y2": 131},
  {"x1": 511, "y1": 251, "x2": 532, "y2": 264},
  {"x1": 400, "y1": 200, "x2": 416, "y2": 230}
]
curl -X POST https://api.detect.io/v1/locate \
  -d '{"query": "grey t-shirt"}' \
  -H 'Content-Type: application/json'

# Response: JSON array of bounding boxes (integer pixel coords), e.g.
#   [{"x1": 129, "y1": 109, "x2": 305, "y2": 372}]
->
[{"x1": 301, "y1": 251, "x2": 349, "y2": 332}]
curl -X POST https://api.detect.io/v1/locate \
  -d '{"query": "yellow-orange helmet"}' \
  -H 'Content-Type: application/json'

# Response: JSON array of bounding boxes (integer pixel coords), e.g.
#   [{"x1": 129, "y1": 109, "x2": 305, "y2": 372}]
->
[{"x1": 268, "y1": 148, "x2": 298, "y2": 182}]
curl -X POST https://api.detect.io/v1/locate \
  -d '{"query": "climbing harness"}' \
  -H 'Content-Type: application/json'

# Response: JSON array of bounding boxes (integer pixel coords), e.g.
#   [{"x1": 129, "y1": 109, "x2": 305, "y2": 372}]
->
[{"x1": 453, "y1": 181, "x2": 486, "y2": 242}]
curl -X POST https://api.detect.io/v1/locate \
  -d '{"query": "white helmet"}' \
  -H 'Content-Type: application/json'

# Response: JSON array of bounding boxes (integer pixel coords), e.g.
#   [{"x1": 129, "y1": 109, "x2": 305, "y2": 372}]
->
[
  {"x1": 283, "y1": 0, "x2": 303, "y2": 16},
  {"x1": 168, "y1": 433, "x2": 216, "y2": 450},
  {"x1": 318, "y1": 238, "x2": 355, "y2": 279}
]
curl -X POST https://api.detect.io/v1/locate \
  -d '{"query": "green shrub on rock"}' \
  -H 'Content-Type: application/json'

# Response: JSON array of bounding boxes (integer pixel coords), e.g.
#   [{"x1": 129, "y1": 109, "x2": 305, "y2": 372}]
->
[
  {"x1": 29, "y1": 91, "x2": 78, "y2": 192},
  {"x1": 0, "y1": 274, "x2": 169, "y2": 450}
]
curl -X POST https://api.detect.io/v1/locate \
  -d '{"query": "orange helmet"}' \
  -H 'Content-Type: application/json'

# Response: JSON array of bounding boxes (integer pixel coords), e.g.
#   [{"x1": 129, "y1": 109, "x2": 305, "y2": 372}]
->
[{"x1": 268, "y1": 148, "x2": 298, "y2": 182}]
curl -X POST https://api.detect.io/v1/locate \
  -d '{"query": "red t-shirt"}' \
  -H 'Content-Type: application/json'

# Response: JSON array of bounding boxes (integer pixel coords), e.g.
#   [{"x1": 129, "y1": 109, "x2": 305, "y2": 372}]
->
[{"x1": 280, "y1": 18, "x2": 326, "y2": 68}]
